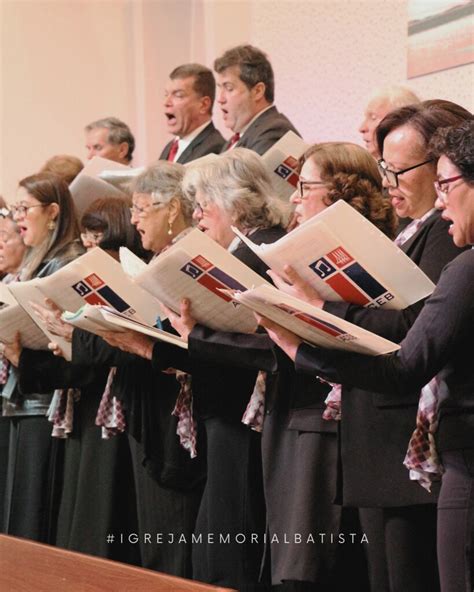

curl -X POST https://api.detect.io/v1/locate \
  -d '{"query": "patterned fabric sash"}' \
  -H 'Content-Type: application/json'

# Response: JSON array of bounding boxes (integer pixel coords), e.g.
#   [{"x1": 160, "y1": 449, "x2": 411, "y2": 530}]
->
[
  {"x1": 172, "y1": 371, "x2": 197, "y2": 458},
  {"x1": 0, "y1": 356, "x2": 9, "y2": 385},
  {"x1": 403, "y1": 376, "x2": 444, "y2": 492},
  {"x1": 322, "y1": 383, "x2": 342, "y2": 421},
  {"x1": 48, "y1": 388, "x2": 81, "y2": 438},
  {"x1": 241, "y1": 370, "x2": 266, "y2": 432},
  {"x1": 95, "y1": 367, "x2": 127, "y2": 439}
]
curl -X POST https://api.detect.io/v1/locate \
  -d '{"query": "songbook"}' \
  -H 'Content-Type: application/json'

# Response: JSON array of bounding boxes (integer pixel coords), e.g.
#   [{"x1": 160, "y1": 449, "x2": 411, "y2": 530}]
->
[
  {"x1": 62, "y1": 305, "x2": 188, "y2": 350},
  {"x1": 227, "y1": 284, "x2": 400, "y2": 355},
  {"x1": 134, "y1": 229, "x2": 271, "y2": 333},
  {"x1": 261, "y1": 131, "x2": 309, "y2": 201},
  {"x1": 98, "y1": 166, "x2": 145, "y2": 191},
  {"x1": 8, "y1": 248, "x2": 163, "y2": 360},
  {"x1": 119, "y1": 246, "x2": 148, "y2": 278},
  {"x1": 0, "y1": 283, "x2": 16, "y2": 307},
  {"x1": 232, "y1": 200, "x2": 435, "y2": 310},
  {"x1": 0, "y1": 303, "x2": 49, "y2": 350},
  {"x1": 68, "y1": 156, "x2": 131, "y2": 215}
]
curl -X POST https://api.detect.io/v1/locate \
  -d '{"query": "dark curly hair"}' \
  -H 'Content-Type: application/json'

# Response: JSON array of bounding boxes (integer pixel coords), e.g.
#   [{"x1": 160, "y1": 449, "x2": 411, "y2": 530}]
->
[
  {"x1": 302, "y1": 142, "x2": 397, "y2": 239},
  {"x1": 428, "y1": 120, "x2": 474, "y2": 185}
]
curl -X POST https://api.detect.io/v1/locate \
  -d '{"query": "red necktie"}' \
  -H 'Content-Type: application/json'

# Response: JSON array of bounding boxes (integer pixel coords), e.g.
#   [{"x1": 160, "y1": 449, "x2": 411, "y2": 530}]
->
[
  {"x1": 226, "y1": 132, "x2": 240, "y2": 150},
  {"x1": 167, "y1": 138, "x2": 179, "y2": 162}
]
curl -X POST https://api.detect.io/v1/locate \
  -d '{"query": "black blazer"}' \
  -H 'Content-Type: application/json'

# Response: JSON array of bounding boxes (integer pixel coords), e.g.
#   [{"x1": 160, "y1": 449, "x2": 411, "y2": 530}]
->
[
  {"x1": 221, "y1": 106, "x2": 300, "y2": 156},
  {"x1": 316, "y1": 210, "x2": 467, "y2": 506},
  {"x1": 296, "y1": 249, "x2": 474, "y2": 453},
  {"x1": 159, "y1": 122, "x2": 225, "y2": 164}
]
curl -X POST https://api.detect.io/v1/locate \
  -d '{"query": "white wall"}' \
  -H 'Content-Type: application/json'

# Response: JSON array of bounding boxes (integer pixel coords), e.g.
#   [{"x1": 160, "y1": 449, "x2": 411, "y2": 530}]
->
[{"x1": 0, "y1": 0, "x2": 472, "y2": 201}]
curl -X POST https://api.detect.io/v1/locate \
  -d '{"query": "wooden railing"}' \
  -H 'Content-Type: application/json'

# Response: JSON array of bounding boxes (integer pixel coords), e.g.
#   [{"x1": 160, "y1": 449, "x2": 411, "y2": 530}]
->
[{"x1": 0, "y1": 534, "x2": 236, "y2": 591}]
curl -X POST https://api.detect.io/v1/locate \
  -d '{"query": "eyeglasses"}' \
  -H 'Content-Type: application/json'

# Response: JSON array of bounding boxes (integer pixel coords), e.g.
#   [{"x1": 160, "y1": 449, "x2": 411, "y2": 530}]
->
[
  {"x1": 297, "y1": 180, "x2": 327, "y2": 199},
  {"x1": 80, "y1": 230, "x2": 104, "y2": 244},
  {"x1": 193, "y1": 201, "x2": 210, "y2": 216},
  {"x1": 10, "y1": 203, "x2": 47, "y2": 217},
  {"x1": 129, "y1": 201, "x2": 165, "y2": 217},
  {"x1": 434, "y1": 175, "x2": 464, "y2": 201},
  {"x1": 377, "y1": 158, "x2": 434, "y2": 188}
]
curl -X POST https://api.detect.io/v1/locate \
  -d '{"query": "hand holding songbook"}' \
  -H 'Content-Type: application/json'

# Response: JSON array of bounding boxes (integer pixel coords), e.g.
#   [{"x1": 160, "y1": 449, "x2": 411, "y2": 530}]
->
[
  {"x1": 255, "y1": 314, "x2": 302, "y2": 362},
  {"x1": 161, "y1": 298, "x2": 196, "y2": 342},
  {"x1": 0, "y1": 332, "x2": 22, "y2": 367},
  {"x1": 30, "y1": 299, "x2": 73, "y2": 343},
  {"x1": 267, "y1": 265, "x2": 324, "y2": 309},
  {"x1": 97, "y1": 329, "x2": 155, "y2": 360}
]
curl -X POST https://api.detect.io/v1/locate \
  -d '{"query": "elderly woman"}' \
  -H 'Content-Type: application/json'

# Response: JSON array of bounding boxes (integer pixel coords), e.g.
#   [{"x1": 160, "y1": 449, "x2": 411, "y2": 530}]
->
[
  {"x1": 106, "y1": 149, "x2": 286, "y2": 590},
  {"x1": 0, "y1": 173, "x2": 82, "y2": 542},
  {"x1": 0, "y1": 209, "x2": 27, "y2": 282},
  {"x1": 260, "y1": 104, "x2": 472, "y2": 592},
  {"x1": 45, "y1": 162, "x2": 204, "y2": 576},
  {"x1": 260, "y1": 118, "x2": 474, "y2": 592}
]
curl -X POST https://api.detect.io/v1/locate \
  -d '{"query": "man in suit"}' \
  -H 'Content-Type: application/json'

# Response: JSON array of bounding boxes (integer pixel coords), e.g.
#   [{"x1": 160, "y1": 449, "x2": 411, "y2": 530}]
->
[
  {"x1": 159, "y1": 64, "x2": 225, "y2": 164},
  {"x1": 214, "y1": 44, "x2": 300, "y2": 155},
  {"x1": 84, "y1": 117, "x2": 135, "y2": 165}
]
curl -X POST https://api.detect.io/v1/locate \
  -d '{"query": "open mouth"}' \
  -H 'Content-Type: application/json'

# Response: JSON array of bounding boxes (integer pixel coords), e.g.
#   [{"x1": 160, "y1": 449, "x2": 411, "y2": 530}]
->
[{"x1": 165, "y1": 113, "x2": 177, "y2": 125}]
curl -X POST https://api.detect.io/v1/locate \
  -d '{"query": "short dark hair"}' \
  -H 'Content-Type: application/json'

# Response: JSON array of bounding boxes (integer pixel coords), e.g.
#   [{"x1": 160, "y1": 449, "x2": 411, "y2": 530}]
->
[
  {"x1": 214, "y1": 44, "x2": 274, "y2": 103},
  {"x1": 170, "y1": 63, "x2": 216, "y2": 110},
  {"x1": 85, "y1": 117, "x2": 135, "y2": 162},
  {"x1": 81, "y1": 196, "x2": 147, "y2": 257},
  {"x1": 376, "y1": 100, "x2": 472, "y2": 157},
  {"x1": 429, "y1": 120, "x2": 474, "y2": 185}
]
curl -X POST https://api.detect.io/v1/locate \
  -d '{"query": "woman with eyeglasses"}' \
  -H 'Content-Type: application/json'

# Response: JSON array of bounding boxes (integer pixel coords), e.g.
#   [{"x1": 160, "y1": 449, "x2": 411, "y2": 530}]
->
[
  {"x1": 0, "y1": 173, "x2": 83, "y2": 543},
  {"x1": 40, "y1": 162, "x2": 205, "y2": 576},
  {"x1": 259, "y1": 118, "x2": 474, "y2": 592},
  {"x1": 261, "y1": 103, "x2": 472, "y2": 592},
  {"x1": 13, "y1": 195, "x2": 148, "y2": 563}
]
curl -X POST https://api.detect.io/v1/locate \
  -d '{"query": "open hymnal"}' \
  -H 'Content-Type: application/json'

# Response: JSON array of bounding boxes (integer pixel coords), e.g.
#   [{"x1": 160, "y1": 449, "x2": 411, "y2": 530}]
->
[
  {"x1": 261, "y1": 131, "x2": 309, "y2": 201},
  {"x1": 228, "y1": 284, "x2": 400, "y2": 355},
  {"x1": 8, "y1": 248, "x2": 163, "y2": 360},
  {"x1": 0, "y1": 283, "x2": 16, "y2": 307},
  {"x1": 98, "y1": 166, "x2": 145, "y2": 191},
  {"x1": 134, "y1": 229, "x2": 271, "y2": 333},
  {"x1": 232, "y1": 200, "x2": 435, "y2": 310},
  {"x1": 62, "y1": 305, "x2": 188, "y2": 350}
]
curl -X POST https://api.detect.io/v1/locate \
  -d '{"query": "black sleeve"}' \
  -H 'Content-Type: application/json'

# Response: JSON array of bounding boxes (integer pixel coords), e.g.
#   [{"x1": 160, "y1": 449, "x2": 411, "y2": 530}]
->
[{"x1": 17, "y1": 349, "x2": 98, "y2": 393}]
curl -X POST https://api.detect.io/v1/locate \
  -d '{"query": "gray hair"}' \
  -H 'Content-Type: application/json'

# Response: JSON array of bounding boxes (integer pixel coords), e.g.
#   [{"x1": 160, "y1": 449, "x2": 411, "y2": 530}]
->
[
  {"x1": 84, "y1": 117, "x2": 135, "y2": 162},
  {"x1": 130, "y1": 161, "x2": 194, "y2": 223},
  {"x1": 183, "y1": 148, "x2": 285, "y2": 230},
  {"x1": 368, "y1": 85, "x2": 421, "y2": 110}
]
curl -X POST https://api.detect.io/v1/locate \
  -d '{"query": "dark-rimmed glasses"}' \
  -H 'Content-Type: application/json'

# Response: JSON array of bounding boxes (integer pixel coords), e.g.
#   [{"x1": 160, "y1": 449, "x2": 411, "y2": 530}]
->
[
  {"x1": 434, "y1": 175, "x2": 464, "y2": 201},
  {"x1": 377, "y1": 158, "x2": 434, "y2": 188},
  {"x1": 297, "y1": 180, "x2": 327, "y2": 199}
]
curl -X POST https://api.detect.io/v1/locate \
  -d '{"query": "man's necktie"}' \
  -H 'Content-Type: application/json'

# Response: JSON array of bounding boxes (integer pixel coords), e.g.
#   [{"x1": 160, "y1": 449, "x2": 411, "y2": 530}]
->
[
  {"x1": 167, "y1": 138, "x2": 179, "y2": 162},
  {"x1": 226, "y1": 132, "x2": 240, "y2": 150}
]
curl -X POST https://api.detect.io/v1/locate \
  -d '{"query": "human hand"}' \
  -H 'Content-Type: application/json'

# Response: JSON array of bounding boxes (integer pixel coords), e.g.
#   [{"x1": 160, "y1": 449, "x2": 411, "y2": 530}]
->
[
  {"x1": 255, "y1": 313, "x2": 302, "y2": 362},
  {"x1": 97, "y1": 329, "x2": 154, "y2": 360},
  {"x1": 161, "y1": 299, "x2": 196, "y2": 341},
  {"x1": 30, "y1": 298, "x2": 73, "y2": 342},
  {"x1": 267, "y1": 265, "x2": 324, "y2": 308},
  {"x1": 0, "y1": 332, "x2": 22, "y2": 367}
]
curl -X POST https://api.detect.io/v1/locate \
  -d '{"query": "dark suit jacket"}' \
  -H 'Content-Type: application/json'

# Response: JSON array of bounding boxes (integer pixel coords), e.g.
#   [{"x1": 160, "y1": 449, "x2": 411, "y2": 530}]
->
[
  {"x1": 302, "y1": 211, "x2": 468, "y2": 507},
  {"x1": 159, "y1": 122, "x2": 225, "y2": 164},
  {"x1": 221, "y1": 105, "x2": 300, "y2": 156},
  {"x1": 297, "y1": 249, "x2": 474, "y2": 452}
]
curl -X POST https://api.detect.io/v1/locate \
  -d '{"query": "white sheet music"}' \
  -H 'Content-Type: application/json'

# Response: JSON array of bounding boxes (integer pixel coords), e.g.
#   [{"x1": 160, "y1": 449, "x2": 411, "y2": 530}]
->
[
  {"x1": 261, "y1": 130, "x2": 309, "y2": 201},
  {"x1": 232, "y1": 284, "x2": 400, "y2": 355},
  {"x1": 135, "y1": 229, "x2": 271, "y2": 333},
  {"x1": 233, "y1": 200, "x2": 434, "y2": 310},
  {"x1": 0, "y1": 303, "x2": 49, "y2": 349},
  {"x1": 8, "y1": 248, "x2": 163, "y2": 360}
]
